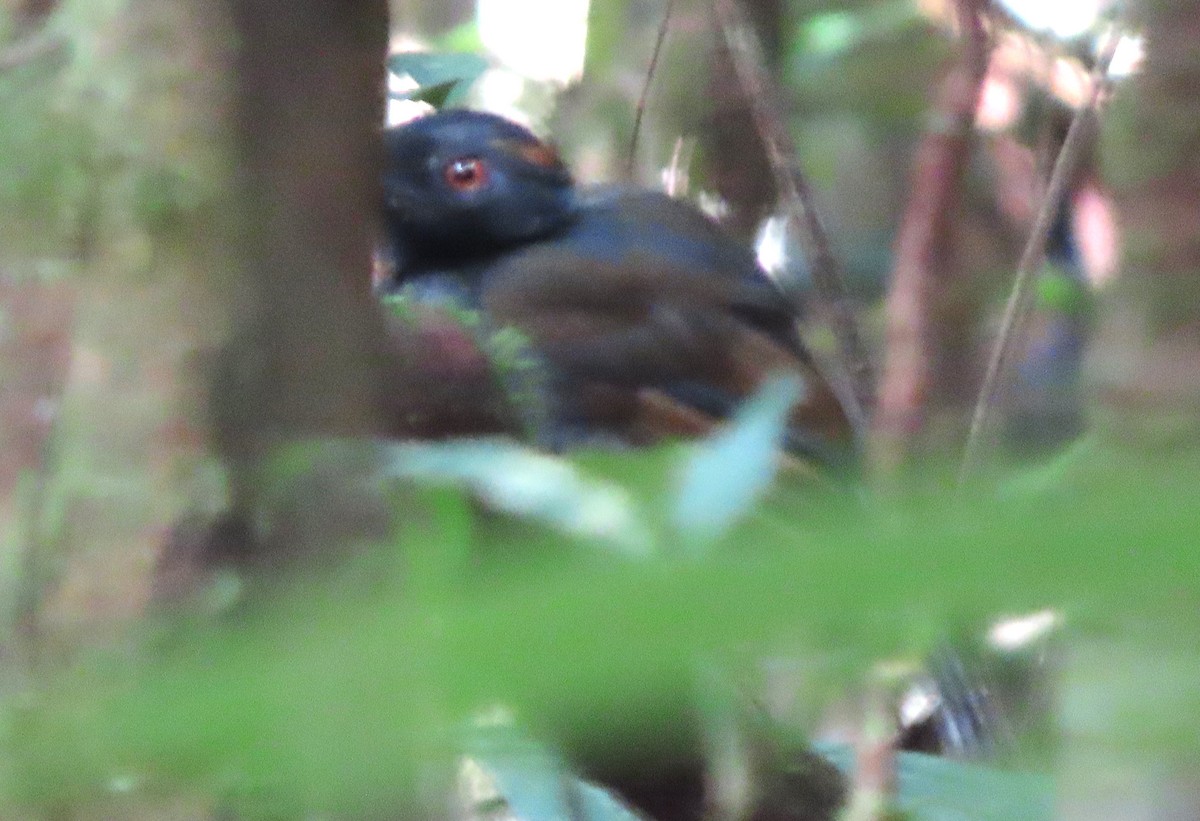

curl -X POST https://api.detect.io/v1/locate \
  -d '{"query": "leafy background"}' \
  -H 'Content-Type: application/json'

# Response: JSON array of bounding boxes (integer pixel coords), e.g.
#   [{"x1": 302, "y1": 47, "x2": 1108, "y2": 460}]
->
[{"x1": 0, "y1": 0, "x2": 1197, "y2": 819}]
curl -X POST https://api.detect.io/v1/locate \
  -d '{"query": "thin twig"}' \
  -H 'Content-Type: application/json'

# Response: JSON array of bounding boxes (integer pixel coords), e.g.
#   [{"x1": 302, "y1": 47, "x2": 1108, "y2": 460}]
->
[
  {"x1": 712, "y1": 0, "x2": 873, "y2": 442},
  {"x1": 956, "y1": 28, "x2": 1120, "y2": 489},
  {"x1": 842, "y1": 687, "x2": 898, "y2": 821},
  {"x1": 626, "y1": 0, "x2": 677, "y2": 179},
  {"x1": 15, "y1": 412, "x2": 61, "y2": 677}
]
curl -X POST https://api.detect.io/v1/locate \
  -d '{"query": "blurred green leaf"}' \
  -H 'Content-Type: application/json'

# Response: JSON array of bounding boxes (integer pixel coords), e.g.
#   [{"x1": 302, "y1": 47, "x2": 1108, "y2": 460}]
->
[
  {"x1": 388, "y1": 51, "x2": 489, "y2": 107},
  {"x1": 385, "y1": 439, "x2": 654, "y2": 555},
  {"x1": 6, "y1": 444, "x2": 1200, "y2": 816},
  {"x1": 820, "y1": 743, "x2": 1053, "y2": 821},
  {"x1": 401, "y1": 79, "x2": 457, "y2": 107},
  {"x1": 582, "y1": 0, "x2": 629, "y2": 82},
  {"x1": 997, "y1": 437, "x2": 1097, "y2": 501},
  {"x1": 673, "y1": 374, "x2": 804, "y2": 546},
  {"x1": 799, "y1": 0, "x2": 924, "y2": 57},
  {"x1": 787, "y1": 4, "x2": 946, "y2": 127},
  {"x1": 1036, "y1": 268, "x2": 1092, "y2": 317},
  {"x1": 388, "y1": 51, "x2": 489, "y2": 87},
  {"x1": 433, "y1": 21, "x2": 486, "y2": 54},
  {"x1": 463, "y1": 727, "x2": 646, "y2": 821}
]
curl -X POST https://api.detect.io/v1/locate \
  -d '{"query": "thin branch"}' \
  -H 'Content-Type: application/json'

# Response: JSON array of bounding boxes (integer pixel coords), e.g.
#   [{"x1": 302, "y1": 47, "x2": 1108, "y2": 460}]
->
[
  {"x1": 842, "y1": 687, "x2": 898, "y2": 821},
  {"x1": 712, "y1": 0, "x2": 873, "y2": 442},
  {"x1": 15, "y1": 386, "x2": 63, "y2": 677},
  {"x1": 956, "y1": 28, "x2": 1120, "y2": 489},
  {"x1": 626, "y1": 0, "x2": 677, "y2": 179}
]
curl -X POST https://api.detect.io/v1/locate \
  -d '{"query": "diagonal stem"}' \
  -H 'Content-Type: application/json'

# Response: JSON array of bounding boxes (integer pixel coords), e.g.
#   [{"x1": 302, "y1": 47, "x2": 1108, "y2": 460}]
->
[
  {"x1": 957, "y1": 28, "x2": 1121, "y2": 489},
  {"x1": 627, "y1": 0, "x2": 678, "y2": 178},
  {"x1": 712, "y1": 0, "x2": 874, "y2": 442}
]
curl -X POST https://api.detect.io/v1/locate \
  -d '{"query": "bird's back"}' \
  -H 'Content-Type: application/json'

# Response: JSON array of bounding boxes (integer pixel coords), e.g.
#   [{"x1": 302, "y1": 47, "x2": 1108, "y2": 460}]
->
[{"x1": 379, "y1": 110, "x2": 854, "y2": 465}]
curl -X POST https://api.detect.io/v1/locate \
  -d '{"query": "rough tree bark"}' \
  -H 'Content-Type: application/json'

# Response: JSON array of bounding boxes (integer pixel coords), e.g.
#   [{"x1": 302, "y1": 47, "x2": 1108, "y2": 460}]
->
[
  {"x1": 33, "y1": 0, "x2": 394, "y2": 642},
  {"x1": 31, "y1": 0, "x2": 241, "y2": 651}
]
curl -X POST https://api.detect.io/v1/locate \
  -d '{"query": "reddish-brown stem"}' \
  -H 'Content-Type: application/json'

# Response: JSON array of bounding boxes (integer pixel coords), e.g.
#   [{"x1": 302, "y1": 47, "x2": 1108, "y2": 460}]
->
[{"x1": 868, "y1": 0, "x2": 992, "y2": 479}]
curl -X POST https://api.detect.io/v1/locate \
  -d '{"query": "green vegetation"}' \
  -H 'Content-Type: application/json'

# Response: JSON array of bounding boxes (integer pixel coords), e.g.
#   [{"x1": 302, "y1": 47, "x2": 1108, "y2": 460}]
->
[{"x1": 5, "y1": 425, "x2": 1198, "y2": 816}]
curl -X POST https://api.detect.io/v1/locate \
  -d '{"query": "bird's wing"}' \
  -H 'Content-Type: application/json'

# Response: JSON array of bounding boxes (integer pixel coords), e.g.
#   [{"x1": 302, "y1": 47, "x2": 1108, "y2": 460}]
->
[
  {"x1": 480, "y1": 246, "x2": 853, "y2": 459},
  {"x1": 570, "y1": 187, "x2": 809, "y2": 358},
  {"x1": 483, "y1": 246, "x2": 758, "y2": 383}
]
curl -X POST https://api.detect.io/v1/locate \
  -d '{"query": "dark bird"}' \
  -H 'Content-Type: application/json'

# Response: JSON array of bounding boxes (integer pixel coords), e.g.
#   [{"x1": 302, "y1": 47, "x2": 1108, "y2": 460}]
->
[{"x1": 381, "y1": 109, "x2": 854, "y2": 463}]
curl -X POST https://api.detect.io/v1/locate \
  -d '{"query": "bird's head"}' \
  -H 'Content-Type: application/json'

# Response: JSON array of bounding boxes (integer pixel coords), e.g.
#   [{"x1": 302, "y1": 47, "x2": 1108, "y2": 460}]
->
[{"x1": 383, "y1": 110, "x2": 577, "y2": 264}]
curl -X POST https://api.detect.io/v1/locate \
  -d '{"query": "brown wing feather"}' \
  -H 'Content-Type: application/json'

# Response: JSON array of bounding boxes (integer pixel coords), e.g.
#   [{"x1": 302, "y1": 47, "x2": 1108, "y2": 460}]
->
[{"x1": 482, "y1": 247, "x2": 851, "y2": 446}]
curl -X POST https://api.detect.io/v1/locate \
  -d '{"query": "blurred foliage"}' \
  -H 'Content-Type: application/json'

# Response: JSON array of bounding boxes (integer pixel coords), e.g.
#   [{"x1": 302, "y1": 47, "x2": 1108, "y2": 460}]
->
[
  {"x1": 4, "y1": 422, "x2": 1199, "y2": 817},
  {"x1": 0, "y1": 1, "x2": 1196, "y2": 819},
  {"x1": 1035, "y1": 267, "x2": 1091, "y2": 317},
  {"x1": 457, "y1": 727, "x2": 1047, "y2": 821},
  {"x1": 817, "y1": 743, "x2": 1051, "y2": 820},
  {"x1": 388, "y1": 50, "x2": 490, "y2": 107},
  {"x1": 673, "y1": 375, "x2": 806, "y2": 546},
  {"x1": 781, "y1": 1, "x2": 952, "y2": 298},
  {"x1": 787, "y1": 0, "x2": 946, "y2": 129},
  {"x1": 0, "y1": 0, "x2": 223, "y2": 268},
  {"x1": 458, "y1": 727, "x2": 649, "y2": 821},
  {"x1": 0, "y1": 18, "x2": 94, "y2": 258}
]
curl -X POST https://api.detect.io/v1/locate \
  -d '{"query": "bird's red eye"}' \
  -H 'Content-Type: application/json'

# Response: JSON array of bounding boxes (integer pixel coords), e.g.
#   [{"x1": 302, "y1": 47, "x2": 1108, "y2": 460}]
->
[{"x1": 443, "y1": 157, "x2": 488, "y2": 192}]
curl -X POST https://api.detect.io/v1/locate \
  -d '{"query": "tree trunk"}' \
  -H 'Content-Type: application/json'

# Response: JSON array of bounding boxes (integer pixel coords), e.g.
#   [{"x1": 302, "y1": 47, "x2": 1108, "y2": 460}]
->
[
  {"x1": 868, "y1": 0, "x2": 990, "y2": 482},
  {"x1": 33, "y1": 0, "x2": 393, "y2": 644},
  {"x1": 31, "y1": 0, "x2": 240, "y2": 652}
]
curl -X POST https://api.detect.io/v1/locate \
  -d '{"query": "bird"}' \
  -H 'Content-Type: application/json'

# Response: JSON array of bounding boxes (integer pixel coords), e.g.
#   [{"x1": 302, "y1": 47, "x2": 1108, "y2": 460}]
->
[{"x1": 380, "y1": 108, "x2": 854, "y2": 464}]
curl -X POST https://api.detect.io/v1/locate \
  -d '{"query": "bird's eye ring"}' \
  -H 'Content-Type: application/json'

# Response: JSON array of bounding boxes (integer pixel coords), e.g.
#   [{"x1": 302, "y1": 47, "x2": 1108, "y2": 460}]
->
[{"x1": 443, "y1": 156, "x2": 489, "y2": 192}]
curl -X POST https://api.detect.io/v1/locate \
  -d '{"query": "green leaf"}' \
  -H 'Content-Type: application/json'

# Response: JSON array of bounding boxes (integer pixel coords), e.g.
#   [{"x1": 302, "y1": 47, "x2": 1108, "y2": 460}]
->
[
  {"x1": 463, "y1": 728, "x2": 645, "y2": 821},
  {"x1": 9, "y1": 447, "x2": 1200, "y2": 815},
  {"x1": 672, "y1": 374, "x2": 804, "y2": 546},
  {"x1": 798, "y1": 1, "x2": 923, "y2": 57},
  {"x1": 387, "y1": 51, "x2": 489, "y2": 87},
  {"x1": 384, "y1": 440, "x2": 654, "y2": 555},
  {"x1": 395, "y1": 79, "x2": 457, "y2": 108},
  {"x1": 582, "y1": 0, "x2": 629, "y2": 81},
  {"x1": 1035, "y1": 269, "x2": 1092, "y2": 317},
  {"x1": 818, "y1": 743, "x2": 1053, "y2": 821}
]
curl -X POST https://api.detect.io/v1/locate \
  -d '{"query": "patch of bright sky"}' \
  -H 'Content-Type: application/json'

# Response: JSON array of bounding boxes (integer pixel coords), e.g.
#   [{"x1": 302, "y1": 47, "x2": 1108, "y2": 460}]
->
[
  {"x1": 386, "y1": 65, "x2": 429, "y2": 126},
  {"x1": 999, "y1": 0, "x2": 1105, "y2": 38},
  {"x1": 754, "y1": 215, "x2": 790, "y2": 278},
  {"x1": 1109, "y1": 35, "x2": 1144, "y2": 78},
  {"x1": 477, "y1": 0, "x2": 590, "y2": 84},
  {"x1": 1001, "y1": 0, "x2": 1145, "y2": 80}
]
